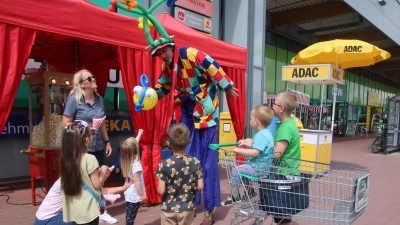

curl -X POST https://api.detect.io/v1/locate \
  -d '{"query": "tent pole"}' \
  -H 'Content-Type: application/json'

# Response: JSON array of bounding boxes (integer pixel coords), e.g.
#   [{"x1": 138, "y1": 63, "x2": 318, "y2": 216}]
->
[
  {"x1": 319, "y1": 81, "x2": 324, "y2": 130},
  {"x1": 331, "y1": 83, "x2": 337, "y2": 131}
]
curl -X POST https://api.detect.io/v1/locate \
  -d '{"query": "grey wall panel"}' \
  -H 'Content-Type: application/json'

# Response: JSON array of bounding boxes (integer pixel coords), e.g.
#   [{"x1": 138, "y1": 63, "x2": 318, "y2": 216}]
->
[{"x1": 344, "y1": 0, "x2": 400, "y2": 45}]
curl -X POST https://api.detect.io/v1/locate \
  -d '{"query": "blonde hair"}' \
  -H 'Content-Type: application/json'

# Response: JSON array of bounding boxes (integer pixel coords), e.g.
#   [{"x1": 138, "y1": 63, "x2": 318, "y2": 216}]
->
[
  {"x1": 120, "y1": 137, "x2": 140, "y2": 178},
  {"x1": 277, "y1": 92, "x2": 297, "y2": 116},
  {"x1": 69, "y1": 69, "x2": 93, "y2": 104},
  {"x1": 252, "y1": 105, "x2": 273, "y2": 128}
]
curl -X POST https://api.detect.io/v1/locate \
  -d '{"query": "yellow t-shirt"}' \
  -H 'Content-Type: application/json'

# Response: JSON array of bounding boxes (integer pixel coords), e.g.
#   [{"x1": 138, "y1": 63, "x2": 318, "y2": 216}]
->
[{"x1": 62, "y1": 153, "x2": 101, "y2": 224}]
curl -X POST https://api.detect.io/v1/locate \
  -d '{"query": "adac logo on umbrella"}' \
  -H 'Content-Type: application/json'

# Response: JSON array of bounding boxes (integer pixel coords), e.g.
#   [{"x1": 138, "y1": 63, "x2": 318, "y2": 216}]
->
[{"x1": 343, "y1": 46, "x2": 362, "y2": 53}]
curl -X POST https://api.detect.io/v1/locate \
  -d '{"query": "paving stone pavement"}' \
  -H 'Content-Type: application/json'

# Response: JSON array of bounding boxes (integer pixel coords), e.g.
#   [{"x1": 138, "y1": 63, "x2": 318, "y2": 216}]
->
[{"x1": 1, "y1": 136, "x2": 399, "y2": 225}]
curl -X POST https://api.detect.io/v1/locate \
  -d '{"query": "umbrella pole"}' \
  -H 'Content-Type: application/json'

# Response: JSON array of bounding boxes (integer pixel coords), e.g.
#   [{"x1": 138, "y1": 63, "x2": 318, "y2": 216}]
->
[
  {"x1": 319, "y1": 82, "x2": 324, "y2": 130},
  {"x1": 331, "y1": 83, "x2": 337, "y2": 132}
]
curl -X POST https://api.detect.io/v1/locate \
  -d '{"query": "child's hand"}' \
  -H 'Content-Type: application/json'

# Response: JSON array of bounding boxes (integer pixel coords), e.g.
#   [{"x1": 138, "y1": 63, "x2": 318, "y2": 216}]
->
[
  {"x1": 239, "y1": 138, "x2": 253, "y2": 148},
  {"x1": 100, "y1": 165, "x2": 110, "y2": 180},
  {"x1": 138, "y1": 129, "x2": 144, "y2": 136},
  {"x1": 140, "y1": 193, "x2": 148, "y2": 201},
  {"x1": 123, "y1": 177, "x2": 132, "y2": 190}
]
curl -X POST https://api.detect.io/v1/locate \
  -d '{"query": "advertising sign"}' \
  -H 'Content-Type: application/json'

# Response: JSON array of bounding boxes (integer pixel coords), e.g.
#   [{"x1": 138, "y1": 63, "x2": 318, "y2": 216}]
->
[
  {"x1": 345, "y1": 120, "x2": 357, "y2": 137},
  {"x1": 282, "y1": 64, "x2": 344, "y2": 84},
  {"x1": 367, "y1": 91, "x2": 380, "y2": 106},
  {"x1": 327, "y1": 84, "x2": 347, "y2": 101},
  {"x1": 174, "y1": 7, "x2": 212, "y2": 33},
  {"x1": 355, "y1": 174, "x2": 370, "y2": 212},
  {"x1": 175, "y1": 0, "x2": 213, "y2": 17}
]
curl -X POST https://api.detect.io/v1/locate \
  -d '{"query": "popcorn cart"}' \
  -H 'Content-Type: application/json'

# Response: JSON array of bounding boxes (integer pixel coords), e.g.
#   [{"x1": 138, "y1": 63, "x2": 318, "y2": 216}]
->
[{"x1": 20, "y1": 71, "x2": 72, "y2": 205}]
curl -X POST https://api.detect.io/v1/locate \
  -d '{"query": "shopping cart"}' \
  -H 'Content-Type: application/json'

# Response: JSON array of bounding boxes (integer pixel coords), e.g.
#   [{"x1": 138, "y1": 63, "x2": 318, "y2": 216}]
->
[
  {"x1": 210, "y1": 143, "x2": 371, "y2": 225},
  {"x1": 369, "y1": 124, "x2": 386, "y2": 154}
]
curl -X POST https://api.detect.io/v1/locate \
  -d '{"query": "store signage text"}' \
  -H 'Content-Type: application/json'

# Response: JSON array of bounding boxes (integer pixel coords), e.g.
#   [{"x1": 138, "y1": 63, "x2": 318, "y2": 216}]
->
[
  {"x1": 343, "y1": 46, "x2": 362, "y2": 53},
  {"x1": 174, "y1": 7, "x2": 212, "y2": 33},
  {"x1": 0, "y1": 115, "x2": 134, "y2": 138},
  {"x1": 327, "y1": 84, "x2": 347, "y2": 101},
  {"x1": 175, "y1": 0, "x2": 213, "y2": 17},
  {"x1": 291, "y1": 67, "x2": 319, "y2": 78}
]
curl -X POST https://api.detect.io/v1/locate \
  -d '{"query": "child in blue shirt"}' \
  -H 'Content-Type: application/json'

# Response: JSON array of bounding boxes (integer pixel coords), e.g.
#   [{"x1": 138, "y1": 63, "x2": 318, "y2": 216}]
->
[{"x1": 221, "y1": 105, "x2": 275, "y2": 206}]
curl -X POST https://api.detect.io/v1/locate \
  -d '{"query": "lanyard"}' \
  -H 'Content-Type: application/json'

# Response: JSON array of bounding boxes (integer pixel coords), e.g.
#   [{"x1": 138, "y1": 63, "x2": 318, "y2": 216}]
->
[{"x1": 80, "y1": 182, "x2": 106, "y2": 209}]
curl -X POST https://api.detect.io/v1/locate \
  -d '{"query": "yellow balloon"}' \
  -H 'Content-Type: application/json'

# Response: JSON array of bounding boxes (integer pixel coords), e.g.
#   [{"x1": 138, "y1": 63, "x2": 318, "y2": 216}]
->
[{"x1": 133, "y1": 87, "x2": 158, "y2": 110}]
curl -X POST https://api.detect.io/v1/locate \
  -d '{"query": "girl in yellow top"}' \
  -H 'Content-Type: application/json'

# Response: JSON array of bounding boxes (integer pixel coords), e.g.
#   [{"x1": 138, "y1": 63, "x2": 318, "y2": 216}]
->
[{"x1": 61, "y1": 121, "x2": 110, "y2": 225}]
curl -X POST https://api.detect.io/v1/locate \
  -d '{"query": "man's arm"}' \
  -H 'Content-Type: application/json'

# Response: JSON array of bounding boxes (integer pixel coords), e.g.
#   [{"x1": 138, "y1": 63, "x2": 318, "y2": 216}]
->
[{"x1": 154, "y1": 63, "x2": 173, "y2": 99}]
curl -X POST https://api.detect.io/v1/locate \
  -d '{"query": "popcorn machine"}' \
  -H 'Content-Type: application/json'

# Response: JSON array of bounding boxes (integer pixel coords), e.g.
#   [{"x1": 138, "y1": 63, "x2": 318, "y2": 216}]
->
[{"x1": 20, "y1": 71, "x2": 72, "y2": 205}]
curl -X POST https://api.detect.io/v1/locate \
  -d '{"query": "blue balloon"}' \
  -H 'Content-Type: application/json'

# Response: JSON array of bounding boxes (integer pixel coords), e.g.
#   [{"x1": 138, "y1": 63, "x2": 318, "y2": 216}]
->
[{"x1": 135, "y1": 74, "x2": 150, "y2": 112}]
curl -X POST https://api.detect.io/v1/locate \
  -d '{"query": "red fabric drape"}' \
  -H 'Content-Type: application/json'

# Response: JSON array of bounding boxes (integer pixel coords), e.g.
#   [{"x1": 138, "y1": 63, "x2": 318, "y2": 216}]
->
[
  {"x1": 117, "y1": 47, "x2": 157, "y2": 202},
  {"x1": 94, "y1": 66, "x2": 109, "y2": 97},
  {"x1": 223, "y1": 67, "x2": 247, "y2": 163},
  {"x1": 150, "y1": 57, "x2": 175, "y2": 202},
  {"x1": 0, "y1": 23, "x2": 36, "y2": 134}
]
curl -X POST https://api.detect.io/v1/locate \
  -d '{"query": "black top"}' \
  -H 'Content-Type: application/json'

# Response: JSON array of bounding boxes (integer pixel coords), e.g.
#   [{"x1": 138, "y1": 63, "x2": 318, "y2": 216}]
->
[{"x1": 155, "y1": 155, "x2": 203, "y2": 212}]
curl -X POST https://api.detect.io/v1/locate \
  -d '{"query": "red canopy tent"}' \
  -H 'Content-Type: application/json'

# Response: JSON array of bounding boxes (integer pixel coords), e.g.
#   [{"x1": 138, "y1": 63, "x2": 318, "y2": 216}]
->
[{"x1": 0, "y1": 0, "x2": 247, "y2": 203}]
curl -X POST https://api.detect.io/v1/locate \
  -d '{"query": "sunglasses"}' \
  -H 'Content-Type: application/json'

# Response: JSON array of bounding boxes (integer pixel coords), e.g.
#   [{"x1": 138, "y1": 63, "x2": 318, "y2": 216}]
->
[
  {"x1": 80, "y1": 75, "x2": 96, "y2": 83},
  {"x1": 272, "y1": 102, "x2": 283, "y2": 108}
]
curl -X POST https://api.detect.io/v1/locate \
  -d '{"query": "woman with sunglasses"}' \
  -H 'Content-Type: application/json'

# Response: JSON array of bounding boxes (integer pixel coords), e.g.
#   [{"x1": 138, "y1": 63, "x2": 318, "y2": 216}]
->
[
  {"x1": 63, "y1": 69, "x2": 116, "y2": 224},
  {"x1": 61, "y1": 121, "x2": 109, "y2": 225}
]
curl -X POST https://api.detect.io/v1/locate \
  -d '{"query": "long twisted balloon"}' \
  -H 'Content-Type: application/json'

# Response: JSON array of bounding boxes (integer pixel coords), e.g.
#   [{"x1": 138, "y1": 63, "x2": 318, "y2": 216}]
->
[{"x1": 109, "y1": 0, "x2": 176, "y2": 50}]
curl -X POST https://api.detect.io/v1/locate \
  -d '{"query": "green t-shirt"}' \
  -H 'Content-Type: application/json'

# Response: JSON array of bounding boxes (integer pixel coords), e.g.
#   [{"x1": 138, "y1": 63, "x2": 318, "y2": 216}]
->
[{"x1": 274, "y1": 118, "x2": 301, "y2": 175}]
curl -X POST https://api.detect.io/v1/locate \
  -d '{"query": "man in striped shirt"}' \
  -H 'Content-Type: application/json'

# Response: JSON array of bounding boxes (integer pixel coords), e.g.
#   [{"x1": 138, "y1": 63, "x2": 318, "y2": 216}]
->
[{"x1": 153, "y1": 43, "x2": 238, "y2": 225}]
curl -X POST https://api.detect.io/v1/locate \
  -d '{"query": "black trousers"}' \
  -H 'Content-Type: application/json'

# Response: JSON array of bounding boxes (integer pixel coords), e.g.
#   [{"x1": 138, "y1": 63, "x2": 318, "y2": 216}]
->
[
  {"x1": 72, "y1": 217, "x2": 99, "y2": 225},
  {"x1": 126, "y1": 202, "x2": 140, "y2": 225},
  {"x1": 88, "y1": 150, "x2": 105, "y2": 166}
]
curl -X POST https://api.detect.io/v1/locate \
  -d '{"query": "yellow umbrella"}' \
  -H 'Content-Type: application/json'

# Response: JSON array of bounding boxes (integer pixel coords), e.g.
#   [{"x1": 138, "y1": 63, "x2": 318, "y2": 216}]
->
[{"x1": 291, "y1": 39, "x2": 391, "y2": 69}]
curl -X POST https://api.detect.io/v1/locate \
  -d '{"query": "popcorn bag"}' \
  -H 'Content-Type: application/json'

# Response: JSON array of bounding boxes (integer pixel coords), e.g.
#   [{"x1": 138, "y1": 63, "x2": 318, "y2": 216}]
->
[{"x1": 93, "y1": 116, "x2": 106, "y2": 130}]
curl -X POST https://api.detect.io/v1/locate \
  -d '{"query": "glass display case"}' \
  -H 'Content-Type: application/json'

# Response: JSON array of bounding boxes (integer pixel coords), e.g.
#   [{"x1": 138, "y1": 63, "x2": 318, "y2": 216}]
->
[
  {"x1": 22, "y1": 71, "x2": 72, "y2": 205},
  {"x1": 25, "y1": 71, "x2": 72, "y2": 149}
]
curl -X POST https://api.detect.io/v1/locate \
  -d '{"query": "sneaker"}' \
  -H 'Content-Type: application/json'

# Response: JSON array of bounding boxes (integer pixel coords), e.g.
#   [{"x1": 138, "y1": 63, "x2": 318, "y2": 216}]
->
[
  {"x1": 221, "y1": 195, "x2": 241, "y2": 207},
  {"x1": 99, "y1": 210, "x2": 118, "y2": 224}
]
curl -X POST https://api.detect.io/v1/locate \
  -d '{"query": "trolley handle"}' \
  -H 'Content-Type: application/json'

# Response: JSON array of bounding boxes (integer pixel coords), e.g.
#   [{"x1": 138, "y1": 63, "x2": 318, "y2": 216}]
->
[{"x1": 209, "y1": 142, "x2": 241, "y2": 151}]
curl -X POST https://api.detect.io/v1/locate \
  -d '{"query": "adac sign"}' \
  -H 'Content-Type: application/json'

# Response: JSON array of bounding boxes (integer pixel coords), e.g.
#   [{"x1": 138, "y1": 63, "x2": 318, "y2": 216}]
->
[{"x1": 282, "y1": 64, "x2": 343, "y2": 84}]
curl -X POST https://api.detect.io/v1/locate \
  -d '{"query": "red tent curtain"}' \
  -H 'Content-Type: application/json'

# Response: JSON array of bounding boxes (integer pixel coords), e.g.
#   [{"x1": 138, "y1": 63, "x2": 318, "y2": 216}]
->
[
  {"x1": 0, "y1": 23, "x2": 36, "y2": 134},
  {"x1": 223, "y1": 66, "x2": 247, "y2": 163},
  {"x1": 94, "y1": 66, "x2": 110, "y2": 97},
  {"x1": 117, "y1": 46, "x2": 157, "y2": 203},
  {"x1": 150, "y1": 57, "x2": 175, "y2": 203}
]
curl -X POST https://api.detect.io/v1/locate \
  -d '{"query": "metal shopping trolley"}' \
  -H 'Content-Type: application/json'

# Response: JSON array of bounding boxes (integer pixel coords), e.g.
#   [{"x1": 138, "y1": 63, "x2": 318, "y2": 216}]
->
[{"x1": 210, "y1": 143, "x2": 371, "y2": 225}]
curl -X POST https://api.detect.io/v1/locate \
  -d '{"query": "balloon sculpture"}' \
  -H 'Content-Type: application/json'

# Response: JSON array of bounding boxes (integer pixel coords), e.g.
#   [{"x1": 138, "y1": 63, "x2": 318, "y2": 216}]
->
[
  {"x1": 109, "y1": 0, "x2": 176, "y2": 51},
  {"x1": 133, "y1": 74, "x2": 158, "y2": 112},
  {"x1": 110, "y1": 0, "x2": 176, "y2": 112}
]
